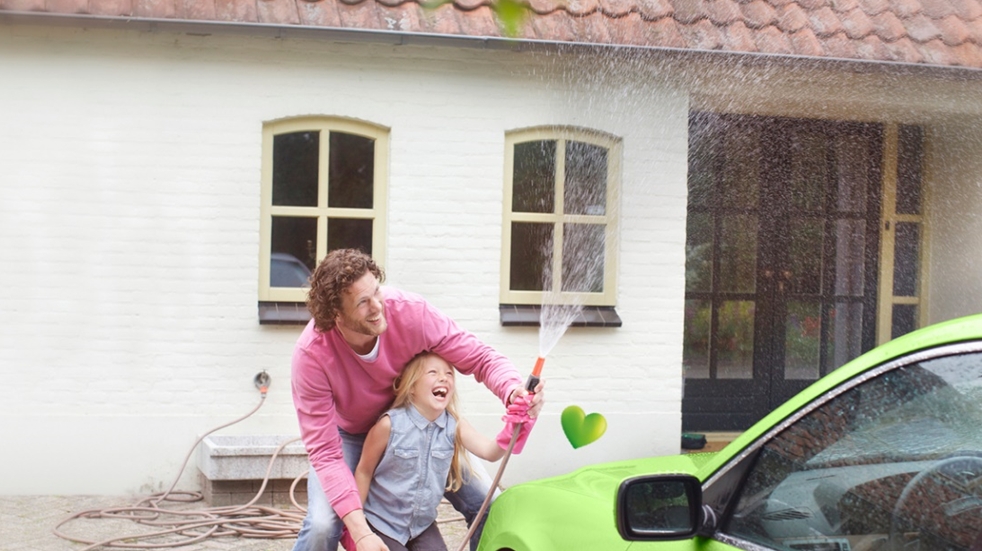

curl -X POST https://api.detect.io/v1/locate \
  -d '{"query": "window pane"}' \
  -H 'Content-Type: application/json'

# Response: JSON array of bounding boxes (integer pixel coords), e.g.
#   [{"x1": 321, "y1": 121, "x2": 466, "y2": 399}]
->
[
  {"x1": 717, "y1": 300, "x2": 754, "y2": 379},
  {"x1": 273, "y1": 131, "x2": 319, "y2": 207},
  {"x1": 683, "y1": 299, "x2": 711, "y2": 379},
  {"x1": 836, "y1": 134, "x2": 868, "y2": 213},
  {"x1": 892, "y1": 304, "x2": 918, "y2": 339},
  {"x1": 564, "y1": 141, "x2": 607, "y2": 215},
  {"x1": 562, "y1": 223, "x2": 604, "y2": 293},
  {"x1": 510, "y1": 222, "x2": 553, "y2": 291},
  {"x1": 327, "y1": 218, "x2": 373, "y2": 255},
  {"x1": 828, "y1": 301, "x2": 863, "y2": 371},
  {"x1": 897, "y1": 125, "x2": 923, "y2": 215},
  {"x1": 687, "y1": 112, "x2": 718, "y2": 209},
  {"x1": 720, "y1": 123, "x2": 760, "y2": 209},
  {"x1": 685, "y1": 212, "x2": 713, "y2": 293},
  {"x1": 785, "y1": 301, "x2": 820, "y2": 380},
  {"x1": 329, "y1": 132, "x2": 374, "y2": 209},
  {"x1": 790, "y1": 132, "x2": 826, "y2": 212},
  {"x1": 893, "y1": 222, "x2": 920, "y2": 297},
  {"x1": 270, "y1": 216, "x2": 317, "y2": 287},
  {"x1": 834, "y1": 219, "x2": 865, "y2": 296},
  {"x1": 513, "y1": 141, "x2": 556, "y2": 213},
  {"x1": 788, "y1": 218, "x2": 823, "y2": 295},
  {"x1": 719, "y1": 215, "x2": 757, "y2": 294}
]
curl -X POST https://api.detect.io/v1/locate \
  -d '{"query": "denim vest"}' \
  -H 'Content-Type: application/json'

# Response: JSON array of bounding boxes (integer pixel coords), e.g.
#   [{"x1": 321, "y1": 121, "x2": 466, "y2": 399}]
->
[{"x1": 364, "y1": 405, "x2": 457, "y2": 545}]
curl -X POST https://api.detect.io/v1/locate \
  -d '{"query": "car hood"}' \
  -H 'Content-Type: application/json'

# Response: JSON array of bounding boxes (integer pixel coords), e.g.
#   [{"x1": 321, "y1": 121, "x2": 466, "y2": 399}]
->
[
  {"x1": 518, "y1": 452, "x2": 715, "y2": 497},
  {"x1": 479, "y1": 453, "x2": 716, "y2": 551}
]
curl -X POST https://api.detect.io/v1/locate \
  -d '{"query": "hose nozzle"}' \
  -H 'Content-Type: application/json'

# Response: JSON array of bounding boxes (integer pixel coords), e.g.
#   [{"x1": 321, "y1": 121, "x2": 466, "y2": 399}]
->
[{"x1": 525, "y1": 356, "x2": 545, "y2": 392}]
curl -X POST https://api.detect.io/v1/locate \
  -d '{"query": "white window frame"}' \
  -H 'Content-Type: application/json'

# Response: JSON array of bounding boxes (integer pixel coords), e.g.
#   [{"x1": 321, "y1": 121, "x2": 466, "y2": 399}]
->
[
  {"x1": 501, "y1": 126, "x2": 621, "y2": 307},
  {"x1": 259, "y1": 116, "x2": 389, "y2": 303}
]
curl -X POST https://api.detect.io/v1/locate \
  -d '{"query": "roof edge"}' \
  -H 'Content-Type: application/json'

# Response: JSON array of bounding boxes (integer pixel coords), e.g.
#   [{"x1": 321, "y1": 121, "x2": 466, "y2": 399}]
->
[{"x1": 2, "y1": 9, "x2": 981, "y2": 80}]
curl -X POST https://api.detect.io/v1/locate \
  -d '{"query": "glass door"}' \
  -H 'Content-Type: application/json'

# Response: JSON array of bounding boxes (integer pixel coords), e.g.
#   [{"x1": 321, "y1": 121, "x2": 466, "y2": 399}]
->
[{"x1": 682, "y1": 113, "x2": 882, "y2": 431}]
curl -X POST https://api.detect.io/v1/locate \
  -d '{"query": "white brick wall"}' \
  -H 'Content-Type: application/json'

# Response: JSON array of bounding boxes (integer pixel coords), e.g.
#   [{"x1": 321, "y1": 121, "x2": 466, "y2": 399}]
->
[{"x1": 0, "y1": 25, "x2": 689, "y2": 494}]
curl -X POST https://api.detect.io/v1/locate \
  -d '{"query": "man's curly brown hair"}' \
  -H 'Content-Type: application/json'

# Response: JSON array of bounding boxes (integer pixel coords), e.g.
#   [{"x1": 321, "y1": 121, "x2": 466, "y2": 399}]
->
[{"x1": 306, "y1": 249, "x2": 385, "y2": 332}]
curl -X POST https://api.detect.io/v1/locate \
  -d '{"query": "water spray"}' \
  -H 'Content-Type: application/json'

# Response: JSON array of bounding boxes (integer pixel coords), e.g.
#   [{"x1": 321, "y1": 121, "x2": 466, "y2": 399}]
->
[{"x1": 453, "y1": 356, "x2": 545, "y2": 551}]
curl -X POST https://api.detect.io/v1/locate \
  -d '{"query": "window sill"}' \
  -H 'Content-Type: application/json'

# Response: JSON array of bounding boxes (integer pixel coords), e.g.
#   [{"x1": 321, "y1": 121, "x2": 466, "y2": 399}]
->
[
  {"x1": 258, "y1": 302, "x2": 311, "y2": 325},
  {"x1": 499, "y1": 305, "x2": 622, "y2": 327}
]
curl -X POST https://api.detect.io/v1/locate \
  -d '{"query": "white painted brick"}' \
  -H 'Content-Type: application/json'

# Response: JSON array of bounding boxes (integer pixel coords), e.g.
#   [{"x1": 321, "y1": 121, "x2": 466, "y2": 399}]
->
[{"x1": 0, "y1": 25, "x2": 689, "y2": 494}]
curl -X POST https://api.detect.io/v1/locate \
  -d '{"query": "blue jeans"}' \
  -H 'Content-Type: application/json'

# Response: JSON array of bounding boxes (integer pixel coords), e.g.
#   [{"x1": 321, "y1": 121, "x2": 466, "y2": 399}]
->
[{"x1": 292, "y1": 429, "x2": 495, "y2": 551}]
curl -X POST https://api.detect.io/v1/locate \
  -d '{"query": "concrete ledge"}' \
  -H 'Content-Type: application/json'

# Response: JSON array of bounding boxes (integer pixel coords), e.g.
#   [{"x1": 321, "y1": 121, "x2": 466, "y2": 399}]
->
[{"x1": 197, "y1": 435, "x2": 309, "y2": 481}]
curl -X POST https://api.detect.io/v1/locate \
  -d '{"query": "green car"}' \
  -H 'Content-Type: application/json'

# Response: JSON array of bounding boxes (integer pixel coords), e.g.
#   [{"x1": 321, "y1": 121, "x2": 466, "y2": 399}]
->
[{"x1": 479, "y1": 313, "x2": 982, "y2": 551}]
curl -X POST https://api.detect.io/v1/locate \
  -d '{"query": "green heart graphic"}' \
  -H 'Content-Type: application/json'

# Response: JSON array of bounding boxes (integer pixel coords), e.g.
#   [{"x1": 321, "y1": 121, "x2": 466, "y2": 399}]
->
[{"x1": 561, "y1": 405, "x2": 607, "y2": 449}]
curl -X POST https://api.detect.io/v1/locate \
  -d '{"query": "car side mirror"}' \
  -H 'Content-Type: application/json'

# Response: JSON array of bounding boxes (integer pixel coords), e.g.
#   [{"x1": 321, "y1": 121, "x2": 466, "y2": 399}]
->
[{"x1": 616, "y1": 474, "x2": 702, "y2": 541}]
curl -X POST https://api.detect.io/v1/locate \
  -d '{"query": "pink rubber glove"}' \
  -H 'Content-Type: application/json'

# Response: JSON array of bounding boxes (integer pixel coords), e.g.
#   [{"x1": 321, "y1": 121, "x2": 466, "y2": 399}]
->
[{"x1": 496, "y1": 395, "x2": 537, "y2": 454}]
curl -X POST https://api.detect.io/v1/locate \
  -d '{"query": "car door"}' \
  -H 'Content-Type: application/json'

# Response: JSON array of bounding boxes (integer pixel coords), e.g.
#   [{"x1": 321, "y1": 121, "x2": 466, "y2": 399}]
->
[{"x1": 699, "y1": 342, "x2": 982, "y2": 551}]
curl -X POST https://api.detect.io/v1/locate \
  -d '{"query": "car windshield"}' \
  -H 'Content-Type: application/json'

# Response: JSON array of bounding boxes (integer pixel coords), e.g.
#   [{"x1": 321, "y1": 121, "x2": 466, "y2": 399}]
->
[{"x1": 727, "y1": 348, "x2": 982, "y2": 551}]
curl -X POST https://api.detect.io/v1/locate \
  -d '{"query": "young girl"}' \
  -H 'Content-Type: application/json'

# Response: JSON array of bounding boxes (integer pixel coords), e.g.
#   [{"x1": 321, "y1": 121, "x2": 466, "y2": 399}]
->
[{"x1": 351, "y1": 352, "x2": 535, "y2": 551}]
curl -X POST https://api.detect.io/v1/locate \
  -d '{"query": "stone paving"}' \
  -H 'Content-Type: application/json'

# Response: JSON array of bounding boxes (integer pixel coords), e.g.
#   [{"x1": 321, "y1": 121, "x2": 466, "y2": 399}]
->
[{"x1": 2, "y1": 494, "x2": 469, "y2": 551}]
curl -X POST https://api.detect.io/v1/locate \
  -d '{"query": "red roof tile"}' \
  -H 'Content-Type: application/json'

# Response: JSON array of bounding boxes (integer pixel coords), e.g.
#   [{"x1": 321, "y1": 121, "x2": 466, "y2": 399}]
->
[
  {"x1": 883, "y1": 33, "x2": 925, "y2": 60},
  {"x1": 754, "y1": 19, "x2": 795, "y2": 51},
  {"x1": 789, "y1": 25, "x2": 825, "y2": 52},
  {"x1": 948, "y1": 0, "x2": 982, "y2": 20},
  {"x1": 950, "y1": 39, "x2": 982, "y2": 64},
  {"x1": 705, "y1": 0, "x2": 742, "y2": 25},
  {"x1": 181, "y1": 0, "x2": 217, "y2": 20},
  {"x1": 741, "y1": 0, "x2": 778, "y2": 28},
  {"x1": 905, "y1": 11, "x2": 943, "y2": 41},
  {"x1": 796, "y1": 0, "x2": 824, "y2": 10},
  {"x1": 824, "y1": 28, "x2": 861, "y2": 54},
  {"x1": 936, "y1": 13, "x2": 970, "y2": 44},
  {"x1": 678, "y1": 16, "x2": 726, "y2": 48},
  {"x1": 840, "y1": 5, "x2": 874, "y2": 38},
  {"x1": 776, "y1": 2, "x2": 810, "y2": 32},
  {"x1": 829, "y1": 0, "x2": 858, "y2": 11},
  {"x1": 297, "y1": 0, "x2": 341, "y2": 26},
  {"x1": 919, "y1": 0, "x2": 954, "y2": 19},
  {"x1": 887, "y1": 0, "x2": 920, "y2": 17},
  {"x1": 721, "y1": 18, "x2": 758, "y2": 48},
  {"x1": 647, "y1": 14, "x2": 688, "y2": 46},
  {"x1": 635, "y1": 0, "x2": 672, "y2": 19},
  {"x1": 870, "y1": 9, "x2": 906, "y2": 40},
  {"x1": 809, "y1": 5, "x2": 843, "y2": 34},
  {"x1": 671, "y1": 0, "x2": 706, "y2": 24},
  {"x1": 3, "y1": 0, "x2": 982, "y2": 70},
  {"x1": 857, "y1": 0, "x2": 888, "y2": 16}
]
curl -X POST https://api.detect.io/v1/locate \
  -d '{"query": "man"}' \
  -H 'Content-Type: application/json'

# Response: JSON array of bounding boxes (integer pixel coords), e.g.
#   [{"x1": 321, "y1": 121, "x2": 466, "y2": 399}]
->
[{"x1": 291, "y1": 249, "x2": 544, "y2": 551}]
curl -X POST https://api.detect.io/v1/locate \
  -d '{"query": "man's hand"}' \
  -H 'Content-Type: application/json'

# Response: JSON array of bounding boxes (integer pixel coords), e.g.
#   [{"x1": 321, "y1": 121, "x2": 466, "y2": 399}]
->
[{"x1": 509, "y1": 379, "x2": 545, "y2": 418}]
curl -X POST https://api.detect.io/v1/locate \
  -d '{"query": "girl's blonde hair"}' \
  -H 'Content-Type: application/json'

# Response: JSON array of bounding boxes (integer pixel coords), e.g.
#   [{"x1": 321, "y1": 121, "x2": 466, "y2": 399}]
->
[{"x1": 393, "y1": 352, "x2": 469, "y2": 492}]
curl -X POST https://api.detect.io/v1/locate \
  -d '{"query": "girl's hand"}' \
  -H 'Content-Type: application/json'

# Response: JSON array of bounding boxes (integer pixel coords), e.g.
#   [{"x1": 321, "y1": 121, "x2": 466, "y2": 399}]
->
[{"x1": 355, "y1": 532, "x2": 389, "y2": 551}]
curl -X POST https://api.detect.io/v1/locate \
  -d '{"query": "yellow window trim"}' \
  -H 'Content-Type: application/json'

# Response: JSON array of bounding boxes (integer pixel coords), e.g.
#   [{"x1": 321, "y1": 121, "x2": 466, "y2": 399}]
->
[
  {"x1": 501, "y1": 126, "x2": 621, "y2": 307},
  {"x1": 259, "y1": 116, "x2": 389, "y2": 303},
  {"x1": 876, "y1": 122, "x2": 928, "y2": 345}
]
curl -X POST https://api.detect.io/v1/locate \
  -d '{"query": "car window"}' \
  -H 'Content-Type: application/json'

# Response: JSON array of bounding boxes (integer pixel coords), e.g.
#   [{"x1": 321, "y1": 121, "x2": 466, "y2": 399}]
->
[{"x1": 725, "y1": 350, "x2": 982, "y2": 551}]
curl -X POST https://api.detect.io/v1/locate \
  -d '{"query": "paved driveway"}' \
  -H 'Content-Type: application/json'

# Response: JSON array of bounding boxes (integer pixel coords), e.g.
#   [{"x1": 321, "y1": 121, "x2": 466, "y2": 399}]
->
[{"x1": 3, "y1": 495, "x2": 468, "y2": 550}]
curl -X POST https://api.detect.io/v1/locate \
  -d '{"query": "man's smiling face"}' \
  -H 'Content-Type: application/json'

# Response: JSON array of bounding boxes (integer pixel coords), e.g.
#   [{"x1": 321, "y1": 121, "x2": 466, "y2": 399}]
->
[{"x1": 335, "y1": 272, "x2": 388, "y2": 344}]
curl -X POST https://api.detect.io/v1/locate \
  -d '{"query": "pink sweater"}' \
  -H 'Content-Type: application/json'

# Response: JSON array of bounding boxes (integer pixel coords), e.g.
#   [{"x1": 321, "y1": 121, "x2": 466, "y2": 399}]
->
[{"x1": 291, "y1": 287, "x2": 523, "y2": 519}]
